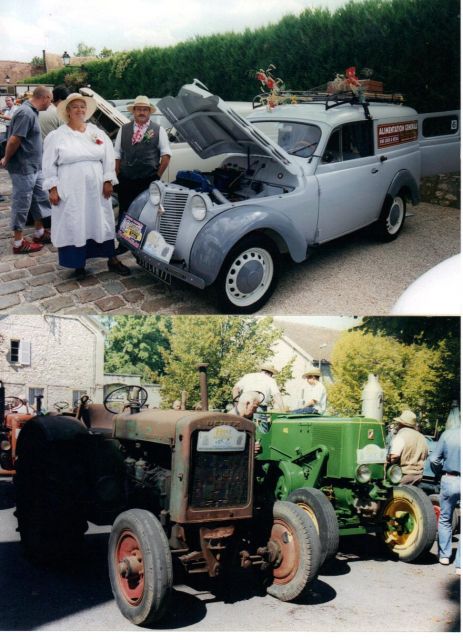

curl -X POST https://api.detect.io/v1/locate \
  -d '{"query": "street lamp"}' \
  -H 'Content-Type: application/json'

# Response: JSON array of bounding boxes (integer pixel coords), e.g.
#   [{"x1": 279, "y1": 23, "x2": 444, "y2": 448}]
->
[{"x1": 62, "y1": 51, "x2": 71, "y2": 67}]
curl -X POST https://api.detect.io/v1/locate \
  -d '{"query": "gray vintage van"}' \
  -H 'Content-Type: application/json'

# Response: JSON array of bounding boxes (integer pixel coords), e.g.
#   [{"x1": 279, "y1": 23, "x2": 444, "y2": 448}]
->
[{"x1": 117, "y1": 82, "x2": 460, "y2": 312}]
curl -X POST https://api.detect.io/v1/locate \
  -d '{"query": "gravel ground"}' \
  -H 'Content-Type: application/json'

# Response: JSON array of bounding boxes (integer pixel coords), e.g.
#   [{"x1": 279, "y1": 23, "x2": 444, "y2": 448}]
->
[{"x1": 0, "y1": 169, "x2": 459, "y2": 315}]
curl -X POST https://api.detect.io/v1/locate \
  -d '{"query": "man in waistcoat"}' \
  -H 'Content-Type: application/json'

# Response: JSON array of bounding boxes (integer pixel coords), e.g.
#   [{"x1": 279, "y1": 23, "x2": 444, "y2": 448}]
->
[
  {"x1": 387, "y1": 410, "x2": 428, "y2": 485},
  {"x1": 114, "y1": 95, "x2": 171, "y2": 253}
]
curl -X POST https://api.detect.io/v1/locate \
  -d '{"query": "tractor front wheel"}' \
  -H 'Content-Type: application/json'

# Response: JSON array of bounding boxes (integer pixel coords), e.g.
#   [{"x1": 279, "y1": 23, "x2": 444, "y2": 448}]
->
[
  {"x1": 266, "y1": 500, "x2": 321, "y2": 602},
  {"x1": 378, "y1": 485, "x2": 436, "y2": 562}
]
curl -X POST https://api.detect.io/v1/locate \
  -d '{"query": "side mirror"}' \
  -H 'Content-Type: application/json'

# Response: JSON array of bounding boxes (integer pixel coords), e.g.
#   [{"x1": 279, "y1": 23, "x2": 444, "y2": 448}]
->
[{"x1": 322, "y1": 151, "x2": 334, "y2": 163}]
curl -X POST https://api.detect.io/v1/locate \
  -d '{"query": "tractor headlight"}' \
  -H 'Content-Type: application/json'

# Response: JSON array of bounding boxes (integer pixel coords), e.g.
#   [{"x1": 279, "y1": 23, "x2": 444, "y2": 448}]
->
[
  {"x1": 0, "y1": 439, "x2": 11, "y2": 451},
  {"x1": 191, "y1": 195, "x2": 207, "y2": 221},
  {"x1": 355, "y1": 464, "x2": 372, "y2": 484},
  {"x1": 149, "y1": 182, "x2": 161, "y2": 206},
  {"x1": 387, "y1": 464, "x2": 403, "y2": 485}
]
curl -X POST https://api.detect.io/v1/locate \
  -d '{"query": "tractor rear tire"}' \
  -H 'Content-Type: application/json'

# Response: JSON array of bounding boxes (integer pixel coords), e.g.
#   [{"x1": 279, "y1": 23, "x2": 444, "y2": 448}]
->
[
  {"x1": 14, "y1": 416, "x2": 89, "y2": 564},
  {"x1": 288, "y1": 487, "x2": 340, "y2": 564},
  {"x1": 108, "y1": 509, "x2": 173, "y2": 626},
  {"x1": 377, "y1": 485, "x2": 436, "y2": 562},
  {"x1": 266, "y1": 500, "x2": 321, "y2": 602}
]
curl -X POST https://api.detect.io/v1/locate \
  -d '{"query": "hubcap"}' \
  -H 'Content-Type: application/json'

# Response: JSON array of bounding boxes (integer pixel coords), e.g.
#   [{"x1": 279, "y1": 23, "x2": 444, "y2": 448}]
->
[
  {"x1": 269, "y1": 517, "x2": 299, "y2": 584},
  {"x1": 383, "y1": 497, "x2": 419, "y2": 549},
  {"x1": 225, "y1": 247, "x2": 274, "y2": 307},
  {"x1": 386, "y1": 197, "x2": 404, "y2": 235},
  {"x1": 115, "y1": 530, "x2": 144, "y2": 605}
]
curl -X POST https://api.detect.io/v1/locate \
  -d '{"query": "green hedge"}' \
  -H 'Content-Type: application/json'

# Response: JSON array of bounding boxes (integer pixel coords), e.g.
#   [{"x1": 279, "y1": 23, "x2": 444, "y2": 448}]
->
[{"x1": 26, "y1": 0, "x2": 459, "y2": 112}]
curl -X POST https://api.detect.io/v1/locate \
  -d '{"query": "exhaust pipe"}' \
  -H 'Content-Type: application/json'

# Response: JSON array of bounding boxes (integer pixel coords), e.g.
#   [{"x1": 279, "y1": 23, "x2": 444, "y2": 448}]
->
[{"x1": 197, "y1": 363, "x2": 209, "y2": 411}]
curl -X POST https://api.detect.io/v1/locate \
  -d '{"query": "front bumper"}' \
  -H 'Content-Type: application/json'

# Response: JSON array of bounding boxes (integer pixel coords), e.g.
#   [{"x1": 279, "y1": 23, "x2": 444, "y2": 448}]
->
[{"x1": 119, "y1": 237, "x2": 206, "y2": 289}]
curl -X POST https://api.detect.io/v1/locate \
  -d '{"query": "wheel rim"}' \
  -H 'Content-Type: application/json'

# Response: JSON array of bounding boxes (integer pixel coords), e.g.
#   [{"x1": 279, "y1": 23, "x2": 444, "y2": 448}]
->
[
  {"x1": 383, "y1": 496, "x2": 420, "y2": 550},
  {"x1": 296, "y1": 502, "x2": 320, "y2": 534},
  {"x1": 270, "y1": 517, "x2": 300, "y2": 585},
  {"x1": 115, "y1": 529, "x2": 145, "y2": 605},
  {"x1": 225, "y1": 247, "x2": 274, "y2": 307},
  {"x1": 386, "y1": 197, "x2": 404, "y2": 235}
]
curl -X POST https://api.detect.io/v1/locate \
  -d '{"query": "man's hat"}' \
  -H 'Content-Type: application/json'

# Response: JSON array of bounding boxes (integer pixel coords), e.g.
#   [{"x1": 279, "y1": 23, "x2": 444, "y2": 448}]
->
[
  {"x1": 261, "y1": 363, "x2": 278, "y2": 375},
  {"x1": 57, "y1": 92, "x2": 97, "y2": 122},
  {"x1": 127, "y1": 96, "x2": 157, "y2": 114},
  {"x1": 393, "y1": 410, "x2": 417, "y2": 429},
  {"x1": 303, "y1": 367, "x2": 321, "y2": 379}
]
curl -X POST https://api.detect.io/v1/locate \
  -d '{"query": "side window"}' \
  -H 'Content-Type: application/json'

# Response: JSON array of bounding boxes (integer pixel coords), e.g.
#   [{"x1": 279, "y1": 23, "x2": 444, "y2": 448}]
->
[
  {"x1": 422, "y1": 115, "x2": 459, "y2": 137},
  {"x1": 341, "y1": 121, "x2": 374, "y2": 160},
  {"x1": 322, "y1": 129, "x2": 342, "y2": 163},
  {"x1": 9, "y1": 339, "x2": 31, "y2": 365}
]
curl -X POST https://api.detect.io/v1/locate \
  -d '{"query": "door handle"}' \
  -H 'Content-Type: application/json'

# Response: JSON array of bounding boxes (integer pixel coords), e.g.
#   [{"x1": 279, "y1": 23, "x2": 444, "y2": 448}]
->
[
  {"x1": 371, "y1": 168, "x2": 379, "y2": 173},
  {"x1": 380, "y1": 155, "x2": 388, "y2": 162}
]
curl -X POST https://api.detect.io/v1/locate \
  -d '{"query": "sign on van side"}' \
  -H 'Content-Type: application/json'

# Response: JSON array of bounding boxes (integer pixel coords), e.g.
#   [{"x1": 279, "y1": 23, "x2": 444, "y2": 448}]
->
[{"x1": 377, "y1": 120, "x2": 418, "y2": 148}]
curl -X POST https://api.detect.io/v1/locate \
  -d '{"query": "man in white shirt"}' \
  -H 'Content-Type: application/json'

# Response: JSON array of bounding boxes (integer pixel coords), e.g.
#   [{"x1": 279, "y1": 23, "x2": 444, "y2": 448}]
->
[
  {"x1": 233, "y1": 364, "x2": 284, "y2": 410},
  {"x1": 114, "y1": 96, "x2": 171, "y2": 253},
  {"x1": 293, "y1": 367, "x2": 327, "y2": 414}
]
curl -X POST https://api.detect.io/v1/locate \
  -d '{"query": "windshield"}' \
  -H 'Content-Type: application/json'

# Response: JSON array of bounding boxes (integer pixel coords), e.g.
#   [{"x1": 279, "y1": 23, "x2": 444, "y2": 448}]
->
[{"x1": 250, "y1": 121, "x2": 322, "y2": 158}]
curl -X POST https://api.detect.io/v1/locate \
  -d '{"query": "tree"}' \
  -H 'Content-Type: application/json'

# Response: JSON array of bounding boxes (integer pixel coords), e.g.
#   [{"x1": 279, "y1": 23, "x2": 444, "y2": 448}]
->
[
  {"x1": 328, "y1": 329, "x2": 457, "y2": 432},
  {"x1": 64, "y1": 70, "x2": 88, "y2": 91},
  {"x1": 74, "y1": 42, "x2": 96, "y2": 57},
  {"x1": 31, "y1": 56, "x2": 43, "y2": 67},
  {"x1": 99, "y1": 48, "x2": 114, "y2": 59},
  {"x1": 105, "y1": 316, "x2": 171, "y2": 382},
  {"x1": 158, "y1": 317, "x2": 293, "y2": 410}
]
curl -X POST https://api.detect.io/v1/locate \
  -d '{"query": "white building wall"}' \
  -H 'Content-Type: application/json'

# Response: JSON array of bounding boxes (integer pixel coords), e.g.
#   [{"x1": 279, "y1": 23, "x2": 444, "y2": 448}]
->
[
  {"x1": 272, "y1": 336, "x2": 314, "y2": 410},
  {"x1": 0, "y1": 315, "x2": 105, "y2": 409}
]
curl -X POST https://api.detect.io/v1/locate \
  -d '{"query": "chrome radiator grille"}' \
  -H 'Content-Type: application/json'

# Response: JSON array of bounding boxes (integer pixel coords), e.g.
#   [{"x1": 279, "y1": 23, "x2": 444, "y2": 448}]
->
[{"x1": 159, "y1": 191, "x2": 189, "y2": 245}]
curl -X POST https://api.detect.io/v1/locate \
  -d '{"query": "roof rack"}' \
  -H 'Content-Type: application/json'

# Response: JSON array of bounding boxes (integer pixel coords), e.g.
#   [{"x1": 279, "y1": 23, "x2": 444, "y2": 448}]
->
[{"x1": 252, "y1": 89, "x2": 405, "y2": 121}]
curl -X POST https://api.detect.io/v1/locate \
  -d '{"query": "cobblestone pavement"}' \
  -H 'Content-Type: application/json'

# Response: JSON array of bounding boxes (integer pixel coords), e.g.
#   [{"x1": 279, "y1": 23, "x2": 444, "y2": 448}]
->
[{"x1": 0, "y1": 169, "x2": 460, "y2": 315}]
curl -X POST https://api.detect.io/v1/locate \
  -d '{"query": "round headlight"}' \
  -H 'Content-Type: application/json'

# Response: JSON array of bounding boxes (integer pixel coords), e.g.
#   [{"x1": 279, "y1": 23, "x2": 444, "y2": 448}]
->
[
  {"x1": 387, "y1": 464, "x2": 403, "y2": 485},
  {"x1": 0, "y1": 439, "x2": 11, "y2": 451},
  {"x1": 149, "y1": 182, "x2": 161, "y2": 206},
  {"x1": 191, "y1": 195, "x2": 207, "y2": 221},
  {"x1": 356, "y1": 464, "x2": 372, "y2": 484}
]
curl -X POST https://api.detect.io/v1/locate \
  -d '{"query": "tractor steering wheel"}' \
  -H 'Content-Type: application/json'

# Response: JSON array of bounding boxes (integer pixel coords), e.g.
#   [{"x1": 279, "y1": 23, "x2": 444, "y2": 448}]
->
[
  {"x1": 4, "y1": 396, "x2": 23, "y2": 411},
  {"x1": 104, "y1": 385, "x2": 148, "y2": 415},
  {"x1": 54, "y1": 401, "x2": 70, "y2": 412}
]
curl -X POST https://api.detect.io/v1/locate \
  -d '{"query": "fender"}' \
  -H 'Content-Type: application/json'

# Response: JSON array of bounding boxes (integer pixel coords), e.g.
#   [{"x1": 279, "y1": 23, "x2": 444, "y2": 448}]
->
[
  {"x1": 387, "y1": 169, "x2": 420, "y2": 205},
  {"x1": 275, "y1": 460, "x2": 307, "y2": 498},
  {"x1": 16, "y1": 415, "x2": 88, "y2": 454},
  {"x1": 189, "y1": 205, "x2": 308, "y2": 286}
]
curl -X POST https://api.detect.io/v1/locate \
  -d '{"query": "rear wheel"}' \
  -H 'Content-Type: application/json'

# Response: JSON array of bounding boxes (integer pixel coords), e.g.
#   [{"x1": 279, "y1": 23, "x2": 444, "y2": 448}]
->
[
  {"x1": 108, "y1": 509, "x2": 173, "y2": 626},
  {"x1": 266, "y1": 500, "x2": 321, "y2": 602},
  {"x1": 288, "y1": 487, "x2": 339, "y2": 564},
  {"x1": 378, "y1": 485, "x2": 436, "y2": 562},
  {"x1": 215, "y1": 234, "x2": 279, "y2": 313},
  {"x1": 374, "y1": 194, "x2": 406, "y2": 242},
  {"x1": 14, "y1": 416, "x2": 89, "y2": 563}
]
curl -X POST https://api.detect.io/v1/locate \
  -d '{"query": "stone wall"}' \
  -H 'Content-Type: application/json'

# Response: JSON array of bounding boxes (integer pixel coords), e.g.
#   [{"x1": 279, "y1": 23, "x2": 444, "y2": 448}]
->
[{"x1": 420, "y1": 172, "x2": 460, "y2": 209}]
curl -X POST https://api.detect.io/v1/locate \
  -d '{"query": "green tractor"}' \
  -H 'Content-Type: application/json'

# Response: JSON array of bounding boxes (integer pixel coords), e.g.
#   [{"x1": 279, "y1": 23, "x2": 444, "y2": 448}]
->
[{"x1": 254, "y1": 411, "x2": 436, "y2": 564}]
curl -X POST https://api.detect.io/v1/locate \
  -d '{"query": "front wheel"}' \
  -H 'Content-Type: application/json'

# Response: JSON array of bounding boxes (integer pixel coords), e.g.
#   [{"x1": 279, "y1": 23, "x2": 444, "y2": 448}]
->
[
  {"x1": 378, "y1": 485, "x2": 436, "y2": 562},
  {"x1": 215, "y1": 234, "x2": 279, "y2": 313},
  {"x1": 108, "y1": 509, "x2": 173, "y2": 626},
  {"x1": 288, "y1": 487, "x2": 339, "y2": 564},
  {"x1": 266, "y1": 500, "x2": 321, "y2": 602},
  {"x1": 374, "y1": 194, "x2": 406, "y2": 242}
]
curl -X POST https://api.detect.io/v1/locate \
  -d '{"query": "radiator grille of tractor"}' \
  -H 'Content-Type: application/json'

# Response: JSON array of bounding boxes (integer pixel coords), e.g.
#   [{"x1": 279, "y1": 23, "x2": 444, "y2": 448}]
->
[
  {"x1": 159, "y1": 191, "x2": 188, "y2": 245},
  {"x1": 189, "y1": 435, "x2": 250, "y2": 509}
]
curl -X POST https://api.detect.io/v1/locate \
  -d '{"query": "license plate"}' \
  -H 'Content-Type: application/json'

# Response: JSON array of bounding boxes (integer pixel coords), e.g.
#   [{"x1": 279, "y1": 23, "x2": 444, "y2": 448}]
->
[
  {"x1": 137, "y1": 256, "x2": 172, "y2": 285},
  {"x1": 117, "y1": 214, "x2": 147, "y2": 250},
  {"x1": 197, "y1": 425, "x2": 246, "y2": 452}
]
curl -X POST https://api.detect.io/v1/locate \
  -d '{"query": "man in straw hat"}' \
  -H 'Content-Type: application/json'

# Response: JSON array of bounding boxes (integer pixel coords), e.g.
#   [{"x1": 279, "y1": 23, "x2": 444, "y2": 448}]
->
[
  {"x1": 0, "y1": 85, "x2": 52, "y2": 253},
  {"x1": 292, "y1": 367, "x2": 327, "y2": 414},
  {"x1": 114, "y1": 95, "x2": 171, "y2": 253},
  {"x1": 387, "y1": 410, "x2": 428, "y2": 485},
  {"x1": 232, "y1": 363, "x2": 284, "y2": 410}
]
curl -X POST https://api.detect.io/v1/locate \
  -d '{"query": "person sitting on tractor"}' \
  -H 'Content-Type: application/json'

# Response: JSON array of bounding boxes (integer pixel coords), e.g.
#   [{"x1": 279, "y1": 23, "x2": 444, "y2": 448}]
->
[
  {"x1": 387, "y1": 410, "x2": 428, "y2": 485},
  {"x1": 292, "y1": 368, "x2": 327, "y2": 414},
  {"x1": 233, "y1": 364, "x2": 284, "y2": 410}
]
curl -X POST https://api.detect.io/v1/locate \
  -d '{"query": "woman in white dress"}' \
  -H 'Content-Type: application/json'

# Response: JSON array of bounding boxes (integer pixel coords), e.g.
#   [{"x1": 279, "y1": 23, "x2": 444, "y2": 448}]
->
[{"x1": 42, "y1": 93, "x2": 130, "y2": 278}]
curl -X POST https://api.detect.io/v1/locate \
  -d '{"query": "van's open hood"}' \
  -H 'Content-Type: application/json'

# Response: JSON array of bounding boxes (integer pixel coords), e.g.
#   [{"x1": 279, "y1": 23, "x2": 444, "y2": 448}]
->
[{"x1": 157, "y1": 82, "x2": 300, "y2": 176}]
